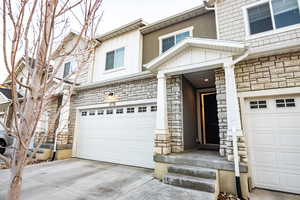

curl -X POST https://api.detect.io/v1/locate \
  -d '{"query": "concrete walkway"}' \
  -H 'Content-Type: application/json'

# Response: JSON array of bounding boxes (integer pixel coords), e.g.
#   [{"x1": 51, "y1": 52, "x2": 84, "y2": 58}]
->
[
  {"x1": 250, "y1": 189, "x2": 300, "y2": 200},
  {"x1": 0, "y1": 159, "x2": 213, "y2": 200}
]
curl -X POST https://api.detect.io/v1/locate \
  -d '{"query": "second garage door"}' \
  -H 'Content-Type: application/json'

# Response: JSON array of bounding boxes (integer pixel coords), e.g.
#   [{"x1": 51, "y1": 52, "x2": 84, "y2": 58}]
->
[
  {"x1": 76, "y1": 104, "x2": 157, "y2": 168},
  {"x1": 245, "y1": 95, "x2": 300, "y2": 194}
]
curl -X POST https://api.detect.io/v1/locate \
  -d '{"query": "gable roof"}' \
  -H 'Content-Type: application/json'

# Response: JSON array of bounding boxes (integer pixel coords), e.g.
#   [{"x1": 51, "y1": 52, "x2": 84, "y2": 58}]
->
[
  {"x1": 96, "y1": 19, "x2": 148, "y2": 42},
  {"x1": 144, "y1": 37, "x2": 247, "y2": 71},
  {"x1": 140, "y1": 5, "x2": 210, "y2": 34}
]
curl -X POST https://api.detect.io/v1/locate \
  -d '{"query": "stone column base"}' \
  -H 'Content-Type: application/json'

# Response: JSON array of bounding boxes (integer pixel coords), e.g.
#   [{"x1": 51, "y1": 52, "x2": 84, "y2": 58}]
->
[{"x1": 154, "y1": 134, "x2": 171, "y2": 155}]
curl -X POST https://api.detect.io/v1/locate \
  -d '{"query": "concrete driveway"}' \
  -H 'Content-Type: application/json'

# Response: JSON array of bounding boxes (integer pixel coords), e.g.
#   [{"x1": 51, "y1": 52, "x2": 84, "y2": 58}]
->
[{"x1": 0, "y1": 159, "x2": 213, "y2": 200}]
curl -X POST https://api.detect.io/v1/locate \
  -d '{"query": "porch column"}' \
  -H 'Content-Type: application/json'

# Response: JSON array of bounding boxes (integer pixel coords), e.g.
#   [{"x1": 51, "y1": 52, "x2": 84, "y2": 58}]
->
[
  {"x1": 55, "y1": 88, "x2": 71, "y2": 145},
  {"x1": 224, "y1": 61, "x2": 244, "y2": 199},
  {"x1": 154, "y1": 72, "x2": 171, "y2": 155},
  {"x1": 224, "y1": 62, "x2": 242, "y2": 136}
]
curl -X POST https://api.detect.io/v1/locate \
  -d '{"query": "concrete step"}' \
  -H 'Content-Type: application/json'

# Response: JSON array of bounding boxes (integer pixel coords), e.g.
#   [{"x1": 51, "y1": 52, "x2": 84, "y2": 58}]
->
[
  {"x1": 163, "y1": 173, "x2": 216, "y2": 193},
  {"x1": 168, "y1": 165, "x2": 217, "y2": 179}
]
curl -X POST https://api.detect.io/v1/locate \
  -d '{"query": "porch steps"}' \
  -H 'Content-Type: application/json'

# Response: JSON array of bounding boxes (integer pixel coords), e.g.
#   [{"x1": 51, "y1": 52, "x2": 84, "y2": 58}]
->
[
  {"x1": 168, "y1": 164, "x2": 217, "y2": 179},
  {"x1": 163, "y1": 164, "x2": 218, "y2": 199}
]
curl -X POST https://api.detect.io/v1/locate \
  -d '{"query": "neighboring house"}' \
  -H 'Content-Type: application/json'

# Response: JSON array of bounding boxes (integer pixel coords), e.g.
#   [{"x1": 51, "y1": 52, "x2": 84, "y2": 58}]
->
[
  {"x1": 0, "y1": 87, "x2": 13, "y2": 131},
  {"x1": 0, "y1": 32, "x2": 93, "y2": 158}
]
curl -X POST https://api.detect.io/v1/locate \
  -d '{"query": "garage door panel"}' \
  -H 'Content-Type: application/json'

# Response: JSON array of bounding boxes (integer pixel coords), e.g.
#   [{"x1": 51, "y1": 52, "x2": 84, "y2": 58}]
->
[
  {"x1": 278, "y1": 134, "x2": 300, "y2": 147},
  {"x1": 246, "y1": 95, "x2": 300, "y2": 194},
  {"x1": 278, "y1": 152, "x2": 300, "y2": 168},
  {"x1": 76, "y1": 104, "x2": 156, "y2": 169},
  {"x1": 252, "y1": 150, "x2": 276, "y2": 166}
]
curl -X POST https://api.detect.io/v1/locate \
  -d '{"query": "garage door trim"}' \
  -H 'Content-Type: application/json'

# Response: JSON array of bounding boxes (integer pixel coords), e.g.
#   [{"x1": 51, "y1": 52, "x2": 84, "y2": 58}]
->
[{"x1": 72, "y1": 98, "x2": 157, "y2": 160}]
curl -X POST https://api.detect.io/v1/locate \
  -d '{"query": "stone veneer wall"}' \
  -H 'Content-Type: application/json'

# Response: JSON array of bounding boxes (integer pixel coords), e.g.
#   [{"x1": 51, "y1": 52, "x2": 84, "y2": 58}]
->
[
  {"x1": 215, "y1": 51, "x2": 300, "y2": 163},
  {"x1": 167, "y1": 76, "x2": 184, "y2": 153},
  {"x1": 68, "y1": 76, "x2": 184, "y2": 153}
]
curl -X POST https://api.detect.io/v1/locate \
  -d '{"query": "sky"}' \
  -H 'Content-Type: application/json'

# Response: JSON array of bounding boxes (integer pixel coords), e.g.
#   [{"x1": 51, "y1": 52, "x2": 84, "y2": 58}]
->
[{"x1": 0, "y1": 0, "x2": 203, "y2": 83}]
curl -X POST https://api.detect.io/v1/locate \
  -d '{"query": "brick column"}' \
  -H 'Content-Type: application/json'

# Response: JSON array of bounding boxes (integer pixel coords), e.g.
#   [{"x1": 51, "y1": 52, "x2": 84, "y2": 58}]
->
[{"x1": 154, "y1": 73, "x2": 171, "y2": 155}]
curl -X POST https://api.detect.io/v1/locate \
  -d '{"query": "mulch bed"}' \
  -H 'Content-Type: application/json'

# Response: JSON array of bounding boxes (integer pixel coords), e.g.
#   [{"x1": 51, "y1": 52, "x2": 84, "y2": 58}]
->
[{"x1": 218, "y1": 193, "x2": 240, "y2": 200}]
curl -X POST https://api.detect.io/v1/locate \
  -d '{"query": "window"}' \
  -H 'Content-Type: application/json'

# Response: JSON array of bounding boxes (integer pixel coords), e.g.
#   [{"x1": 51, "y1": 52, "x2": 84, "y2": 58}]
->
[
  {"x1": 250, "y1": 100, "x2": 267, "y2": 109},
  {"x1": 151, "y1": 106, "x2": 157, "y2": 112},
  {"x1": 160, "y1": 27, "x2": 192, "y2": 53},
  {"x1": 116, "y1": 108, "x2": 124, "y2": 114},
  {"x1": 127, "y1": 107, "x2": 135, "y2": 113},
  {"x1": 81, "y1": 111, "x2": 87, "y2": 116},
  {"x1": 276, "y1": 98, "x2": 296, "y2": 107},
  {"x1": 19, "y1": 77, "x2": 24, "y2": 89},
  {"x1": 246, "y1": 0, "x2": 300, "y2": 35},
  {"x1": 106, "y1": 109, "x2": 113, "y2": 115},
  {"x1": 105, "y1": 47, "x2": 125, "y2": 70},
  {"x1": 97, "y1": 110, "x2": 104, "y2": 115},
  {"x1": 138, "y1": 106, "x2": 147, "y2": 113},
  {"x1": 89, "y1": 110, "x2": 95, "y2": 116},
  {"x1": 63, "y1": 61, "x2": 77, "y2": 78}
]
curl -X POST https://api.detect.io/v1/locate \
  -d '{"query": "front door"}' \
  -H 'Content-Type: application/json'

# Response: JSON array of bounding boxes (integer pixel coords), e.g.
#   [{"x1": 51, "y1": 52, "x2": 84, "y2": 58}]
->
[{"x1": 201, "y1": 92, "x2": 220, "y2": 145}]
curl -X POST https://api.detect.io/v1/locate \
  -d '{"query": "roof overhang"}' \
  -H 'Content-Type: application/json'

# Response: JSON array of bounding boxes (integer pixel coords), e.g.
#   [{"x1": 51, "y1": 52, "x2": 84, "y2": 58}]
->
[
  {"x1": 140, "y1": 5, "x2": 210, "y2": 34},
  {"x1": 144, "y1": 37, "x2": 247, "y2": 71},
  {"x1": 96, "y1": 19, "x2": 148, "y2": 42}
]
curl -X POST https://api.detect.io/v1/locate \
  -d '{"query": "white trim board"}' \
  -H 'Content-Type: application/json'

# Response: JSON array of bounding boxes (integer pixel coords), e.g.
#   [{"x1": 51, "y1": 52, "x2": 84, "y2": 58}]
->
[
  {"x1": 158, "y1": 26, "x2": 194, "y2": 55},
  {"x1": 238, "y1": 87, "x2": 300, "y2": 98},
  {"x1": 76, "y1": 98, "x2": 157, "y2": 111}
]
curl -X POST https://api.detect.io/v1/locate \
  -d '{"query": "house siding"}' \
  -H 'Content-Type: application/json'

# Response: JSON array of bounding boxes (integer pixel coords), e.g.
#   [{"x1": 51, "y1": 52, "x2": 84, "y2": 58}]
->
[
  {"x1": 216, "y1": 0, "x2": 300, "y2": 48},
  {"x1": 142, "y1": 12, "x2": 217, "y2": 64},
  {"x1": 69, "y1": 76, "x2": 184, "y2": 152}
]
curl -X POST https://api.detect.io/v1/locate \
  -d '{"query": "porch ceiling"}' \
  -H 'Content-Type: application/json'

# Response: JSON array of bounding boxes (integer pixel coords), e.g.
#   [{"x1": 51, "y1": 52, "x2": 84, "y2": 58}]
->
[{"x1": 184, "y1": 70, "x2": 215, "y2": 89}]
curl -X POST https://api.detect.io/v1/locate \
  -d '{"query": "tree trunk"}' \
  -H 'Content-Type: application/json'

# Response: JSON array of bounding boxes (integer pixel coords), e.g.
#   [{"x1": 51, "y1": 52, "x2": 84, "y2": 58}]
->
[{"x1": 7, "y1": 139, "x2": 26, "y2": 200}]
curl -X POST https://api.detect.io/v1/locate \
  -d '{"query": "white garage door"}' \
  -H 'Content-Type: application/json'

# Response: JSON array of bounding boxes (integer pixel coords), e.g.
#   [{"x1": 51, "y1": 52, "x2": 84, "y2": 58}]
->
[
  {"x1": 76, "y1": 104, "x2": 157, "y2": 168},
  {"x1": 245, "y1": 95, "x2": 300, "y2": 194}
]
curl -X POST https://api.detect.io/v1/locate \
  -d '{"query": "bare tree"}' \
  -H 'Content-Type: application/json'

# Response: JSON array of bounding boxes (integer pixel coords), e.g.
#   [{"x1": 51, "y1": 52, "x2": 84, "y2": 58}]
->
[{"x1": 0, "y1": 1, "x2": 102, "y2": 200}]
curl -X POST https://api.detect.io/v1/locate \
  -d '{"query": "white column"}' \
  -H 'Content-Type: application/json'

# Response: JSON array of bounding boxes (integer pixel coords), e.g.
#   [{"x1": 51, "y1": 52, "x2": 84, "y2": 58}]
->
[
  {"x1": 155, "y1": 72, "x2": 169, "y2": 135},
  {"x1": 224, "y1": 62, "x2": 242, "y2": 136},
  {"x1": 56, "y1": 90, "x2": 70, "y2": 133},
  {"x1": 154, "y1": 72, "x2": 171, "y2": 155}
]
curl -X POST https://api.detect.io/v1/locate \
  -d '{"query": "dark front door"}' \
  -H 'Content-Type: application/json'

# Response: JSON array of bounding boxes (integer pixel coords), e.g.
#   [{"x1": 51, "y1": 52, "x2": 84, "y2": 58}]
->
[{"x1": 201, "y1": 93, "x2": 220, "y2": 145}]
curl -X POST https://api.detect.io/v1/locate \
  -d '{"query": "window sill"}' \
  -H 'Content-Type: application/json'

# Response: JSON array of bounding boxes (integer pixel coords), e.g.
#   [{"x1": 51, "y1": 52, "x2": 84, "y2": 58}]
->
[
  {"x1": 103, "y1": 67, "x2": 126, "y2": 74},
  {"x1": 246, "y1": 23, "x2": 300, "y2": 40}
]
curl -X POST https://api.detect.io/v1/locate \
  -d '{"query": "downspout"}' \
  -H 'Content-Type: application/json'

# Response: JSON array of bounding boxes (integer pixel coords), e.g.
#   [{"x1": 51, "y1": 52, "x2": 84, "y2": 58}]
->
[
  {"x1": 204, "y1": 0, "x2": 220, "y2": 40},
  {"x1": 231, "y1": 48, "x2": 250, "y2": 200}
]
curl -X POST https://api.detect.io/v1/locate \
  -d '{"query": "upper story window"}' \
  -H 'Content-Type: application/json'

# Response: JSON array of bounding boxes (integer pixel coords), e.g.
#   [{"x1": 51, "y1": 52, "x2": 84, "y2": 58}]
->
[
  {"x1": 246, "y1": 0, "x2": 300, "y2": 35},
  {"x1": 63, "y1": 60, "x2": 77, "y2": 78},
  {"x1": 105, "y1": 47, "x2": 125, "y2": 70},
  {"x1": 159, "y1": 27, "x2": 193, "y2": 53}
]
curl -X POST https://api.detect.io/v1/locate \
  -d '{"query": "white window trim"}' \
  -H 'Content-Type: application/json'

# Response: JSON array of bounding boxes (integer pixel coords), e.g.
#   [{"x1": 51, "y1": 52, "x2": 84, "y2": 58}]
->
[
  {"x1": 243, "y1": 0, "x2": 300, "y2": 40},
  {"x1": 158, "y1": 26, "x2": 194, "y2": 54},
  {"x1": 105, "y1": 47, "x2": 125, "y2": 71},
  {"x1": 63, "y1": 59, "x2": 77, "y2": 78}
]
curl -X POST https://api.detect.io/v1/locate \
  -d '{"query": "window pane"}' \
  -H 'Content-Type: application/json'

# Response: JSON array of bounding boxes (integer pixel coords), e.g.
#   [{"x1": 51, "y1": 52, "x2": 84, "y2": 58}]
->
[
  {"x1": 248, "y1": 3, "x2": 273, "y2": 34},
  {"x1": 105, "y1": 51, "x2": 114, "y2": 70},
  {"x1": 176, "y1": 31, "x2": 190, "y2": 43},
  {"x1": 63, "y1": 62, "x2": 71, "y2": 78},
  {"x1": 272, "y1": 0, "x2": 300, "y2": 28},
  {"x1": 114, "y1": 47, "x2": 125, "y2": 68},
  {"x1": 162, "y1": 36, "x2": 175, "y2": 53}
]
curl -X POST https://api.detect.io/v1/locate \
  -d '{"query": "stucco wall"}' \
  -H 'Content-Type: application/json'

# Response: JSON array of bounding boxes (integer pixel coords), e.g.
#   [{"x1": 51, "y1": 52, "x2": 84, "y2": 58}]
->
[
  {"x1": 142, "y1": 12, "x2": 217, "y2": 64},
  {"x1": 216, "y1": 0, "x2": 300, "y2": 48},
  {"x1": 92, "y1": 30, "x2": 143, "y2": 83}
]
